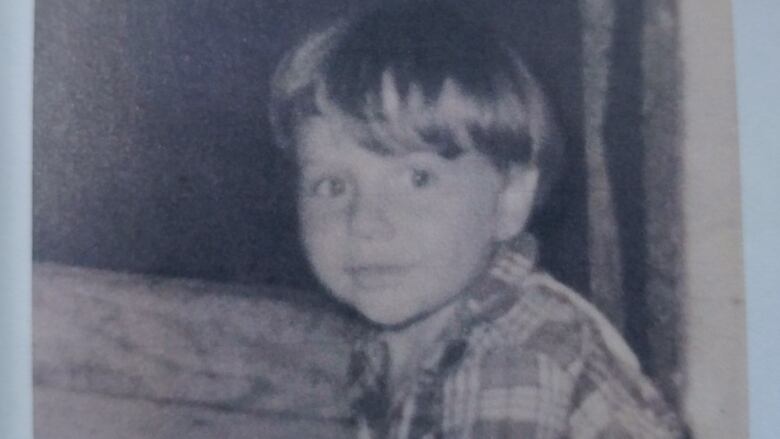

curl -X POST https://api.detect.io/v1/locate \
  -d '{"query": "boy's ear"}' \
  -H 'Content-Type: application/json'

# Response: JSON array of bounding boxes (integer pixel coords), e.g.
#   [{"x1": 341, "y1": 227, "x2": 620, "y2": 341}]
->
[{"x1": 495, "y1": 165, "x2": 539, "y2": 242}]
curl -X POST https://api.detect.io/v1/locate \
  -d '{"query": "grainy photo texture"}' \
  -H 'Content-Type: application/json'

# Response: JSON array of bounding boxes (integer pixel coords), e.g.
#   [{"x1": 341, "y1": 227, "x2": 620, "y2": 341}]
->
[{"x1": 32, "y1": 1, "x2": 746, "y2": 438}]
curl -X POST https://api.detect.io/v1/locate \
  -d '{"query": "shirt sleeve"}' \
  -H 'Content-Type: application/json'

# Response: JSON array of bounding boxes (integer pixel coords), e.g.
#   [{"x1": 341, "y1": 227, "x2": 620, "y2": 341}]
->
[
  {"x1": 466, "y1": 319, "x2": 685, "y2": 439},
  {"x1": 566, "y1": 323, "x2": 685, "y2": 439}
]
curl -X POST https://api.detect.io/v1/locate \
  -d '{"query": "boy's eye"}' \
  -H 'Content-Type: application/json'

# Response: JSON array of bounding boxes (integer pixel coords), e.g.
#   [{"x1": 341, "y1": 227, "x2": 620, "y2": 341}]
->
[
  {"x1": 309, "y1": 176, "x2": 349, "y2": 198},
  {"x1": 409, "y1": 168, "x2": 436, "y2": 188}
]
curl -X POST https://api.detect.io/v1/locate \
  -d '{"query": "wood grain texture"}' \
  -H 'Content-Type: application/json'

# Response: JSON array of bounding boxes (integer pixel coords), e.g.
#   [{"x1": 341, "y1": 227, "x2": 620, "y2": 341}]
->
[
  {"x1": 33, "y1": 263, "x2": 359, "y2": 438},
  {"x1": 35, "y1": 387, "x2": 351, "y2": 439}
]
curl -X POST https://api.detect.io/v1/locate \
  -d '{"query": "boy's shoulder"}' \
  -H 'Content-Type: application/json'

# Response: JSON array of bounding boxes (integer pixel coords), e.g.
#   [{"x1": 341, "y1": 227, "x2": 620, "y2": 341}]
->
[
  {"x1": 473, "y1": 265, "x2": 643, "y2": 377},
  {"x1": 464, "y1": 265, "x2": 684, "y2": 437}
]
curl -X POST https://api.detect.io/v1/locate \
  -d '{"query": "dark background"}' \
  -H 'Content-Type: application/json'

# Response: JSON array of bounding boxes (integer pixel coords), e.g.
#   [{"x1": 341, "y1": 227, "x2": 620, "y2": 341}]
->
[{"x1": 34, "y1": 0, "x2": 599, "y2": 292}]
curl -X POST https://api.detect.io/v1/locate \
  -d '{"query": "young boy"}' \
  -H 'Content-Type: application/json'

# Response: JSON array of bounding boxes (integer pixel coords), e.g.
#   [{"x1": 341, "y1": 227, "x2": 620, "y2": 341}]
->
[{"x1": 270, "y1": 2, "x2": 684, "y2": 438}]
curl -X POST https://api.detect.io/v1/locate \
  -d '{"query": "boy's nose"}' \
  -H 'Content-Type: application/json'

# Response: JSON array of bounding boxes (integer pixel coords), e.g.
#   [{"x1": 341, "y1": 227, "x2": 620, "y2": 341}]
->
[{"x1": 347, "y1": 189, "x2": 395, "y2": 240}]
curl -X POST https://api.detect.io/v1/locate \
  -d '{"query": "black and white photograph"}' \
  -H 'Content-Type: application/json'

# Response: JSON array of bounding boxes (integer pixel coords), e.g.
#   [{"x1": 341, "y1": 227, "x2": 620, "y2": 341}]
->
[{"x1": 32, "y1": 0, "x2": 747, "y2": 438}]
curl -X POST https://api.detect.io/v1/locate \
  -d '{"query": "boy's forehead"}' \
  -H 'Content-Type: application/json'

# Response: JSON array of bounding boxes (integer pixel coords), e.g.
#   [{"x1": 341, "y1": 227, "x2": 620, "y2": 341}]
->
[
  {"x1": 296, "y1": 116, "x2": 382, "y2": 163},
  {"x1": 295, "y1": 108, "x2": 473, "y2": 162}
]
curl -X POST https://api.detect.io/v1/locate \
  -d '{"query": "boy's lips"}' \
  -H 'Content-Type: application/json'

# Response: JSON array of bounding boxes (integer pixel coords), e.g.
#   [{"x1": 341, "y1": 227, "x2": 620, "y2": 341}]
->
[{"x1": 344, "y1": 264, "x2": 414, "y2": 287}]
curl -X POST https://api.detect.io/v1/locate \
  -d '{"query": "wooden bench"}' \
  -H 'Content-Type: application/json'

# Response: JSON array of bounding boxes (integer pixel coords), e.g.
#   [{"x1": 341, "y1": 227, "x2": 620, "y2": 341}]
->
[{"x1": 33, "y1": 263, "x2": 359, "y2": 438}]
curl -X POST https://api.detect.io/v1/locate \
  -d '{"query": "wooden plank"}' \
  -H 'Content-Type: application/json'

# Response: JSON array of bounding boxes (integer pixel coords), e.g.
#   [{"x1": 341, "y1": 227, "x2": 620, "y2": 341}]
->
[
  {"x1": 33, "y1": 263, "x2": 360, "y2": 435},
  {"x1": 35, "y1": 387, "x2": 351, "y2": 439}
]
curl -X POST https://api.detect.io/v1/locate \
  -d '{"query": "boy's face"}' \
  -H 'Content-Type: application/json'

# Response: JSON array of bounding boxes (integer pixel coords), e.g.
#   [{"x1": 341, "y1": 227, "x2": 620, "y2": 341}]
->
[{"x1": 296, "y1": 116, "x2": 535, "y2": 327}]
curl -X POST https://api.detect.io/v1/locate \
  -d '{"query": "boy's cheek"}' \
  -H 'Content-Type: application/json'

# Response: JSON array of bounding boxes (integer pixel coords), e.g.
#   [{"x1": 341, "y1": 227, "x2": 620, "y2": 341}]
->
[
  {"x1": 300, "y1": 215, "x2": 351, "y2": 267},
  {"x1": 299, "y1": 203, "x2": 342, "y2": 232}
]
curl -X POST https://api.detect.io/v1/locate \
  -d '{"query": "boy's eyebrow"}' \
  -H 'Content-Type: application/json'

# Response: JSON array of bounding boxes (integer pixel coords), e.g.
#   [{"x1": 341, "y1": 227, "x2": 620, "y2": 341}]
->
[{"x1": 298, "y1": 139, "x2": 393, "y2": 165}]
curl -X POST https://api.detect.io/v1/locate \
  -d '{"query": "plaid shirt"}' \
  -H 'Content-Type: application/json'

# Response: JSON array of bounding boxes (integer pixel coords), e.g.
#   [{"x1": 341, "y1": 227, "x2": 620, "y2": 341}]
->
[{"x1": 348, "y1": 240, "x2": 684, "y2": 439}]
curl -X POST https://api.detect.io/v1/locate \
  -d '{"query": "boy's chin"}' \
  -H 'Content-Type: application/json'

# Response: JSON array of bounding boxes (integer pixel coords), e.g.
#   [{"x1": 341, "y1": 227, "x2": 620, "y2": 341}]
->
[
  {"x1": 358, "y1": 308, "x2": 419, "y2": 329},
  {"x1": 354, "y1": 304, "x2": 424, "y2": 330},
  {"x1": 354, "y1": 301, "x2": 444, "y2": 331}
]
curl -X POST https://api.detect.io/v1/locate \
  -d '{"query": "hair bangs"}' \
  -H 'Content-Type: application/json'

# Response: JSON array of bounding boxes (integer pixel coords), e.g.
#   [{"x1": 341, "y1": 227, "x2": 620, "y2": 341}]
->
[{"x1": 316, "y1": 67, "x2": 536, "y2": 169}]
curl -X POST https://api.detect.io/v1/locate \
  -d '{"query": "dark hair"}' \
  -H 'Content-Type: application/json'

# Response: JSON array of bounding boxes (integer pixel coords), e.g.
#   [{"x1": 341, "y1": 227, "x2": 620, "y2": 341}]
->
[{"x1": 269, "y1": 1, "x2": 563, "y2": 207}]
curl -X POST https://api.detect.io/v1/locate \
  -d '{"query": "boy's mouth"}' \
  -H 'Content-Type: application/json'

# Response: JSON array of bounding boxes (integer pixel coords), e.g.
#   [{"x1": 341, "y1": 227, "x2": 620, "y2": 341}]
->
[{"x1": 345, "y1": 264, "x2": 413, "y2": 287}]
